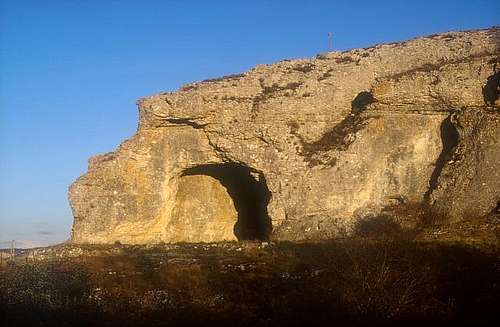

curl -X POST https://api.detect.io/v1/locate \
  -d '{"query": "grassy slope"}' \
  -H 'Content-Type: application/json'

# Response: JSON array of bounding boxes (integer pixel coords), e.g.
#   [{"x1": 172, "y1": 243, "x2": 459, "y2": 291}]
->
[{"x1": 1, "y1": 235, "x2": 499, "y2": 327}]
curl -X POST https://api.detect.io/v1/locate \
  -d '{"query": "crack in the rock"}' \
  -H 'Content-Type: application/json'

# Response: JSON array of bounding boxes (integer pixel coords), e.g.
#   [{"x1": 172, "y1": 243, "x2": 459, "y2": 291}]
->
[
  {"x1": 290, "y1": 91, "x2": 375, "y2": 167},
  {"x1": 202, "y1": 131, "x2": 232, "y2": 162},
  {"x1": 164, "y1": 118, "x2": 207, "y2": 129},
  {"x1": 158, "y1": 116, "x2": 232, "y2": 162}
]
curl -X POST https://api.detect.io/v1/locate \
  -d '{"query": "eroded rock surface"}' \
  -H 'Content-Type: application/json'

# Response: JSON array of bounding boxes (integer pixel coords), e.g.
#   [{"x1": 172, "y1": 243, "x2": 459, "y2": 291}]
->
[
  {"x1": 167, "y1": 175, "x2": 237, "y2": 243},
  {"x1": 70, "y1": 28, "x2": 500, "y2": 244}
]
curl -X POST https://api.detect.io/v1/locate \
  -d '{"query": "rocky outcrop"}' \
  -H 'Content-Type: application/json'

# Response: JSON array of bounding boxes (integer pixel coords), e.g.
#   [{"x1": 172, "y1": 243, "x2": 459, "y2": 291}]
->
[{"x1": 69, "y1": 28, "x2": 500, "y2": 244}]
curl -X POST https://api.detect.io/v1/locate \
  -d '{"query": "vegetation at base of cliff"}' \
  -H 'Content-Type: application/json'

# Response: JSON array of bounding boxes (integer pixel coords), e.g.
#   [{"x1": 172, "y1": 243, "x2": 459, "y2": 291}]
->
[{"x1": 1, "y1": 239, "x2": 499, "y2": 327}]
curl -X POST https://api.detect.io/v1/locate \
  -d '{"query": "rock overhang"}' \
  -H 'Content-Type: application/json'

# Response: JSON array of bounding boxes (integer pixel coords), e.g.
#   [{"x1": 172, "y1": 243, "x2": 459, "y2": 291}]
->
[{"x1": 69, "y1": 27, "x2": 500, "y2": 244}]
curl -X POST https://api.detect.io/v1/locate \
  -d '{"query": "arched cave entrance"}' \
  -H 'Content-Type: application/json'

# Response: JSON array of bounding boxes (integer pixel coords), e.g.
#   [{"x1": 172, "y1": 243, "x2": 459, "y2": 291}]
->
[{"x1": 181, "y1": 163, "x2": 272, "y2": 241}]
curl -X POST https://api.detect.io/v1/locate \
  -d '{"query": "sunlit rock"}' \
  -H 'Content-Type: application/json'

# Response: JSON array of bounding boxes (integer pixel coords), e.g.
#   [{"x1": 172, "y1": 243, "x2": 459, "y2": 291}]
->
[{"x1": 69, "y1": 28, "x2": 500, "y2": 244}]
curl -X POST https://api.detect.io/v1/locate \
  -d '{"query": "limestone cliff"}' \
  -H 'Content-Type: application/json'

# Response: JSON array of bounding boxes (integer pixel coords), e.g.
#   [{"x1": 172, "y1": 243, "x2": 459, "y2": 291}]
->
[{"x1": 69, "y1": 28, "x2": 500, "y2": 244}]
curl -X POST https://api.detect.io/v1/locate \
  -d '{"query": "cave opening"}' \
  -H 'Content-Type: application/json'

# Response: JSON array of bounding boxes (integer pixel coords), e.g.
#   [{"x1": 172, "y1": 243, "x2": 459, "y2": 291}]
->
[{"x1": 181, "y1": 163, "x2": 272, "y2": 241}]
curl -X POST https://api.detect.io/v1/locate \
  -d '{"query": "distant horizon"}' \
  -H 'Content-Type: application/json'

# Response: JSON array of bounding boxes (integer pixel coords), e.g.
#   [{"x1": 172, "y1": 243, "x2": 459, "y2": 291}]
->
[{"x1": 1, "y1": 0, "x2": 498, "y2": 248}]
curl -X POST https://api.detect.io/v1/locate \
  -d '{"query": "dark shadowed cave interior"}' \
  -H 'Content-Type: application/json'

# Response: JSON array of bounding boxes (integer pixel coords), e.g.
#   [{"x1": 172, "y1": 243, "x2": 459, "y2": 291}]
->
[{"x1": 182, "y1": 163, "x2": 272, "y2": 241}]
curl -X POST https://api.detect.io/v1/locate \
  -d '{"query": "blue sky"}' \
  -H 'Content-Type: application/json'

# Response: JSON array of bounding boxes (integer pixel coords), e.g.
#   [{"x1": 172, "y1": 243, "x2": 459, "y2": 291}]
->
[{"x1": 0, "y1": 0, "x2": 498, "y2": 248}]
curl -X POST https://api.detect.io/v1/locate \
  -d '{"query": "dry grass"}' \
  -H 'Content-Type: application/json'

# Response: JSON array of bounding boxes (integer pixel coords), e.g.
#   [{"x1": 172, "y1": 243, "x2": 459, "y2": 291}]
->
[{"x1": 1, "y1": 239, "x2": 499, "y2": 326}]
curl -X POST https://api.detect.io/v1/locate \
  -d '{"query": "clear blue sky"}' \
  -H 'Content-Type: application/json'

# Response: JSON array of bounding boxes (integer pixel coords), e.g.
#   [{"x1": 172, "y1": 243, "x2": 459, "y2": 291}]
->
[{"x1": 0, "y1": 0, "x2": 498, "y2": 248}]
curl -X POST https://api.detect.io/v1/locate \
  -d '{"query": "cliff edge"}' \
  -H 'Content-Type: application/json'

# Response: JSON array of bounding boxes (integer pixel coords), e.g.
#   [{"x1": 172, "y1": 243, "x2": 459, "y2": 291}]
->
[{"x1": 69, "y1": 28, "x2": 500, "y2": 244}]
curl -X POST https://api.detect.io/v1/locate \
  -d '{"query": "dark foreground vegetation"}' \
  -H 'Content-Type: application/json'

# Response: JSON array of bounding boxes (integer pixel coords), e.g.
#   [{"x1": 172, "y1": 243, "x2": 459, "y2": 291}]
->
[{"x1": 1, "y1": 238, "x2": 499, "y2": 327}]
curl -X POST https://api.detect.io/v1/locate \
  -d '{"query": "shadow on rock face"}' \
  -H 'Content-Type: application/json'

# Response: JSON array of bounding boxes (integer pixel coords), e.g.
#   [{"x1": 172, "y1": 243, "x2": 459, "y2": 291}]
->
[
  {"x1": 424, "y1": 115, "x2": 460, "y2": 202},
  {"x1": 351, "y1": 90, "x2": 374, "y2": 113},
  {"x1": 482, "y1": 71, "x2": 499, "y2": 105}
]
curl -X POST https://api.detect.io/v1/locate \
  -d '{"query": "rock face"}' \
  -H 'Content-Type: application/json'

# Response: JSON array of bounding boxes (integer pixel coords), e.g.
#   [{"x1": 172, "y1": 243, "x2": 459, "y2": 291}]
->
[
  {"x1": 167, "y1": 175, "x2": 237, "y2": 243},
  {"x1": 69, "y1": 28, "x2": 500, "y2": 244}
]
